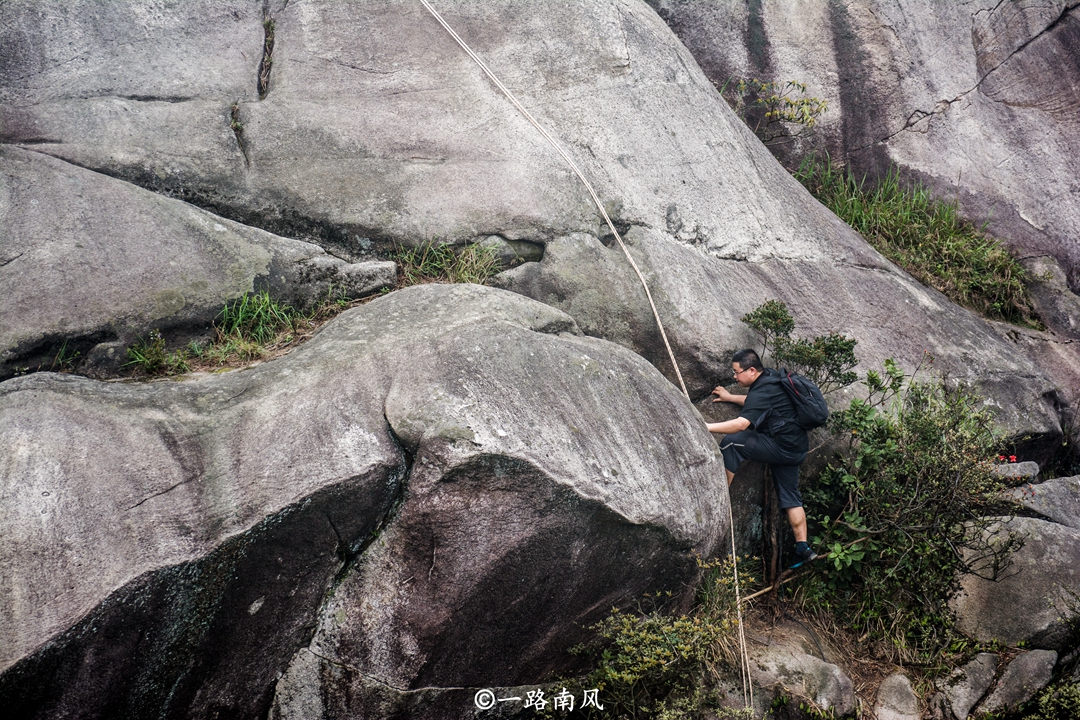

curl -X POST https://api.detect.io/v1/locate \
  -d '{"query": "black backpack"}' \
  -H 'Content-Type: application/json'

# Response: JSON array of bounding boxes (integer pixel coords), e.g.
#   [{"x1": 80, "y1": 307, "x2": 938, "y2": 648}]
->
[{"x1": 776, "y1": 369, "x2": 829, "y2": 430}]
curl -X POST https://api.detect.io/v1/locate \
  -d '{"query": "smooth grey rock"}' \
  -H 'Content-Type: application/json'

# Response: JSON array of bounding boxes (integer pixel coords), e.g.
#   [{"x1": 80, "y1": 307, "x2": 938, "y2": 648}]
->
[
  {"x1": 0, "y1": 146, "x2": 395, "y2": 379},
  {"x1": 952, "y1": 517, "x2": 1080, "y2": 650},
  {"x1": 1025, "y1": 255, "x2": 1080, "y2": 342},
  {"x1": 979, "y1": 649, "x2": 1057, "y2": 714},
  {"x1": 993, "y1": 461, "x2": 1041, "y2": 483},
  {"x1": 876, "y1": 673, "x2": 919, "y2": 720},
  {"x1": 1008, "y1": 475, "x2": 1080, "y2": 530},
  {"x1": 0, "y1": 0, "x2": 1071, "y2": 453},
  {"x1": 646, "y1": 1, "x2": 1080, "y2": 294},
  {"x1": 942, "y1": 653, "x2": 997, "y2": 720},
  {"x1": 747, "y1": 622, "x2": 856, "y2": 717},
  {"x1": 0, "y1": 284, "x2": 728, "y2": 720}
]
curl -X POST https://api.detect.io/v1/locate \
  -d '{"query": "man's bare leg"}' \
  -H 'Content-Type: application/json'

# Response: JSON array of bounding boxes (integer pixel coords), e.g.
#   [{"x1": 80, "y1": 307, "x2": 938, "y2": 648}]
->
[
  {"x1": 786, "y1": 506, "x2": 808, "y2": 543},
  {"x1": 726, "y1": 469, "x2": 735, "y2": 486}
]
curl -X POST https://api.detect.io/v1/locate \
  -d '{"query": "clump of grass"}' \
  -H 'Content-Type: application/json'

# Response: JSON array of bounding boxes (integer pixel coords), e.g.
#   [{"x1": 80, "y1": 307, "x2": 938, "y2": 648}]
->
[
  {"x1": 396, "y1": 242, "x2": 500, "y2": 286},
  {"x1": 795, "y1": 154, "x2": 1039, "y2": 327},
  {"x1": 563, "y1": 557, "x2": 755, "y2": 719},
  {"x1": 124, "y1": 288, "x2": 362, "y2": 378},
  {"x1": 125, "y1": 329, "x2": 190, "y2": 375}
]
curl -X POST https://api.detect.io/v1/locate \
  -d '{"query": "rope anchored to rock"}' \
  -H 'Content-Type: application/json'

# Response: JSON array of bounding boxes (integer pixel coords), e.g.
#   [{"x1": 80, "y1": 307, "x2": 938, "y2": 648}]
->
[{"x1": 418, "y1": 0, "x2": 752, "y2": 710}]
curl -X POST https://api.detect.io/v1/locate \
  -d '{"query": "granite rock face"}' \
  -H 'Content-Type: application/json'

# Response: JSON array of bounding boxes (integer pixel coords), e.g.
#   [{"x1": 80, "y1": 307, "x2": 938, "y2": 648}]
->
[
  {"x1": 646, "y1": 0, "x2": 1080, "y2": 293},
  {"x1": 745, "y1": 621, "x2": 856, "y2": 718},
  {"x1": 953, "y1": 516, "x2": 1080, "y2": 651},
  {"x1": 1, "y1": 1, "x2": 1074, "y2": 460},
  {"x1": 875, "y1": 673, "x2": 920, "y2": 720},
  {"x1": 0, "y1": 146, "x2": 395, "y2": 380},
  {"x1": 0, "y1": 284, "x2": 728, "y2": 720}
]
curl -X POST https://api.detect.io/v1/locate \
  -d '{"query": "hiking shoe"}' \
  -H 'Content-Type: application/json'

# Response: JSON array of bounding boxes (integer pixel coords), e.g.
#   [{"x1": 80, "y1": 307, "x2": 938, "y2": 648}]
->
[{"x1": 790, "y1": 545, "x2": 818, "y2": 568}]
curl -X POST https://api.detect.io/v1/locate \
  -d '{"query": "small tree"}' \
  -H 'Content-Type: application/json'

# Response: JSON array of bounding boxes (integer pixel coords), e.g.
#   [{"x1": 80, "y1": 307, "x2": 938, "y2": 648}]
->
[
  {"x1": 722, "y1": 79, "x2": 827, "y2": 146},
  {"x1": 741, "y1": 299, "x2": 857, "y2": 393}
]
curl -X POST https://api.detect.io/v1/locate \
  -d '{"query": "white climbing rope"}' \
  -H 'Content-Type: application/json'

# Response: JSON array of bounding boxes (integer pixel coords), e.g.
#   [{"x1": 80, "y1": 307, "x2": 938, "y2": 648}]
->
[{"x1": 417, "y1": 0, "x2": 751, "y2": 710}]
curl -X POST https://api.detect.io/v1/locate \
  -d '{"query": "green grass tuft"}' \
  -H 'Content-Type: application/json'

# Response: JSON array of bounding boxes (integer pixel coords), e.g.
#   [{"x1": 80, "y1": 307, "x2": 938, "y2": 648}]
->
[
  {"x1": 396, "y1": 242, "x2": 500, "y2": 286},
  {"x1": 125, "y1": 329, "x2": 190, "y2": 375},
  {"x1": 795, "y1": 154, "x2": 1040, "y2": 328}
]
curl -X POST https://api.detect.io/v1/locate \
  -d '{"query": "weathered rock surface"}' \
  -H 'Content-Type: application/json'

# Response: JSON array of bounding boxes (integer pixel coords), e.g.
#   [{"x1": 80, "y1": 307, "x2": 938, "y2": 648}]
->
[
  {"x1": 942, "y1": 653, "x2": 997, "y2": 720},
  {"x1": 0, "y1": 284, "x2": 728, "y2": 720},
  {"x1": 979, "y1": 649, "x2": 1057, "y2": 715},
  {"x1": 953, "y1": 517, "x2": 1080, "y2": 650},
  {"x1": 746, "y1": 621, "x2": 856, "y2": 717},
  {"x1": 1008, "y1": 475, "x2": 1080, "y2": 530},
  {"x1": 993, "y1": 460, "x2": 1041, "y2": 484},
  {"x1": 875, "y1": 673, "x2": 920, "y2": 720},
  {"x1": 646, "y1": 0, "x2": 1080, "y2": 293},
  {"x1": 0, "y1": 146, "x2": 395, "y2": 380},
  {"x1": 0, "y1": 0, "x2": 1073, "y2": 458}
]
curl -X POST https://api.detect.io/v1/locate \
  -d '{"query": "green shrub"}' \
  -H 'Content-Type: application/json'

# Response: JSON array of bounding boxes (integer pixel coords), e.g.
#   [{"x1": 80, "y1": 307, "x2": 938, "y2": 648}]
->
[
  {"x1": 125, "y1": 329, "x2": 189, "y2": 376},
  {"x1": 396, "y1": 242, "x2": 499, "y2": 286},
  {"x1": 741, "y1": 299, "x2": 857, "y2": 393},
  {"x1": 1023, "y1": 682, "x2": 1080, "y2": 720},
  {"x1": 722, "y1": 78, "x2": 828, "y2": 146},
  {"x1": 800, "y1": 357, "x2": 1021, "y2": 660},
  {"x1": 794, "y1": 154, "x2": 1039, "y2": 328},
  {"x1": 565, "y1": 558, "x2": 753, "y2": 719},
  {"x1": 124, "y1": 290, "x2": 337, "y2": 377}
]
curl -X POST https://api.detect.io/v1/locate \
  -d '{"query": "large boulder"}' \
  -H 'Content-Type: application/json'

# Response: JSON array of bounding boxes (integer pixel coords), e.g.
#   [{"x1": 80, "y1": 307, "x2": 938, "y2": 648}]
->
[
  {"x1": 952, "y1": 516, "x2": 1080, "y2": 651},
  {"x1": 0, "y1": 145, "x2": 395, "y2": 380},
  {"x1": 1008, "y1": 475, "x2": 1080, "y2": 530},
  {"x1": 645, "y1": 0, "x2": 1080, "y2": 293},
  {"x1": 0, "y1": 1, "x2": 1073, "y2": 460},
  {"x1": 0, "y1": 283, "x2": 727, "y2": 720},
  {"x1": 745, "y1": 621, "x2": 856, "y2": 718}
]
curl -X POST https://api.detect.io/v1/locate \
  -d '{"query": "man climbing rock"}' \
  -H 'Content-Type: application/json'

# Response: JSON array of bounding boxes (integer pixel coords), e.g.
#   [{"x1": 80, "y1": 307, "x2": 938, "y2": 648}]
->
[{"x1": 706, "y1": 349, "x2": 816, "y2": 566}]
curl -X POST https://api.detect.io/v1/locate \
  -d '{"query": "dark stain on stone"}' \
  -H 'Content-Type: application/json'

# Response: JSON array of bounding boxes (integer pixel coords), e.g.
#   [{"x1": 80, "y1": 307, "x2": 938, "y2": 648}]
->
[{"x1": 0, "y1": 471, "x2": 401, "y2": 720}]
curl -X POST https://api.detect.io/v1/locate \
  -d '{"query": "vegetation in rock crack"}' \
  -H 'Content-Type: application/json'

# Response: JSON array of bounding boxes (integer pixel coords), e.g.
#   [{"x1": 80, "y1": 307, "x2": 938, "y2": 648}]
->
[
  {"x1": 1022, "y1": 681, "x2": 1080, "y2": 720},
  {"x1": 721, "y1": 78, "x2": 827, "y2": 146},
  {"x1": 552, "y1": 557, "x2": 753, "y2": 720},
  {"x1": 396, "y1": 241, "x2": 500, "y2": 286},
  {"x1": 800, "y1": 354, "x2": 1022, "y2": 663},
  {"x1": 125, "y1": 329, "x2": 190, "y2": 375},
  {"x1": 125, "y1": 289, "x2": 356, "y2": 377},
  {"x1": 794, "y1": 154, "x2": 1040, "y2": 328},
  {"x1": 740, "y1": 299, "x2": 857, "y2": 394}
]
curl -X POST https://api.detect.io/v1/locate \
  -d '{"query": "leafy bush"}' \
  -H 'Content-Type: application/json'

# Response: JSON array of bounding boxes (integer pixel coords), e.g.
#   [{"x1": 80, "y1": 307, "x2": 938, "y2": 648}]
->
[
  {"x1": 722, "y1": 79, "x2": 828, "y2": 146},
  {"x1": 794, "y1": 154, "x2": 1039, "y2": 328},
  {"x1": 800, "y1": 357, "x2": 1021, "y2": 660},
  {"x1": 566, "y1": 558, "x2": 753, "y2": 719},
  {"x1": 1023, "y1": 682, "x2": 1080, "y2": 720},
  {"x1": 741, "y1": 299, "x2": 857, "y2": 393},
  {"x1": 396, "y1": 242, "x2": 499, "y2": 286}
]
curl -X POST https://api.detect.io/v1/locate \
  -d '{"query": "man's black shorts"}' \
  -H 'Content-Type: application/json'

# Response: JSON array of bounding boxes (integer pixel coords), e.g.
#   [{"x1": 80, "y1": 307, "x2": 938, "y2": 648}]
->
[{"x1": 719, "y1": 429, "x2": 808, "y2": 509}]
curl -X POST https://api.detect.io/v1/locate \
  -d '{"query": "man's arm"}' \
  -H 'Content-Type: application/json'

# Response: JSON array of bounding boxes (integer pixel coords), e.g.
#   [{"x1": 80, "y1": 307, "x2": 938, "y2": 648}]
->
[
  {"x1": 706, "y1": 417, "x2": 751, "y2": 434},
  {"x1": 712, "y1": 386, "x2": 746, "y2": 406}
]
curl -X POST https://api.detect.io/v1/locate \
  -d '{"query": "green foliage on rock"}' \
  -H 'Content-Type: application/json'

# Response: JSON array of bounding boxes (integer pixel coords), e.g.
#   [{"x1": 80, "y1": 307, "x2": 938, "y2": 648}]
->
[
  {"x1": 723, "y1": 79, "x2": 828, "y2": 146},
  {"x1": 125, "y1": 329, "x2": 190, "y2": 375},
  {"x1": 741, "y1": 299, "x2": 857, "y2": 393},
  {"x1": 125, "y1": 290, "x2": 353, "y2": 377},
  {"x1": 794, "y1": 154, "x2": 1040, "y2": 328},
  {"x1": 801, "y1": 357, "x2": 1021, "y2": 661},
  {"x1": 1023, "y1": 682, "x2": 1080, "y2": 720},
  {"x1": 564, "y1": 558, "x2": 753, "y2": 720},
  {"x1": 396, "y1": 241, "x2": 500, "y2": 286}
]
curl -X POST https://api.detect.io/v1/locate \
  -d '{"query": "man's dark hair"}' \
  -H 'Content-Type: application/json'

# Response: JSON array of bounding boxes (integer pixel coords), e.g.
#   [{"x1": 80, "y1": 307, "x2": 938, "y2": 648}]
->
[{"x1": 732, "y1": 348, "x2": 764, "y2": 371}]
